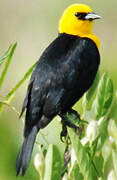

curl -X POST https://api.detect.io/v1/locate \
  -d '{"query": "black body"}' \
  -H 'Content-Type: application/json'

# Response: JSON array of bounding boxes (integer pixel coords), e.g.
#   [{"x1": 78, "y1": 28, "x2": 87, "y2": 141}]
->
[{"x1": 16, "y1": 33, "x2": 100, "y2": 175}]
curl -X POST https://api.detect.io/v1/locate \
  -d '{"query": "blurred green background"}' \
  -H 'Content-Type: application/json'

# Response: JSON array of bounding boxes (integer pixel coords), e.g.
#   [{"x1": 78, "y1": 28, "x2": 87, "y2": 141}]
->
[{"x1": 0, "y1": 0, "x2": 116, "y2": 179}]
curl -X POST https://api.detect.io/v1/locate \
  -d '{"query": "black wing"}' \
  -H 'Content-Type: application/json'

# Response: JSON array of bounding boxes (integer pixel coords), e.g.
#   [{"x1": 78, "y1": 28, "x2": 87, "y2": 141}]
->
[{"x1": 21, "y1": 33, "x2": 100, "y2": 129}]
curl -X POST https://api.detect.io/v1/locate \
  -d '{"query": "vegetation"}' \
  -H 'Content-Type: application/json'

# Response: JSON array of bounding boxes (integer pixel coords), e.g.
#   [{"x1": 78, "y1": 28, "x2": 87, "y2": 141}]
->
[
  {"x1": 33, "y1": 72, "x2": 117, "y2": 180},
  {"x1": 0, "y1": 43, "x2": 36, "y2": 115},
  {"x1": 1, "y1": 44, "x2": 117, "y2": 179},
  {"x1": 0, "y1": 44, "x2": 38, "y2": 180}
]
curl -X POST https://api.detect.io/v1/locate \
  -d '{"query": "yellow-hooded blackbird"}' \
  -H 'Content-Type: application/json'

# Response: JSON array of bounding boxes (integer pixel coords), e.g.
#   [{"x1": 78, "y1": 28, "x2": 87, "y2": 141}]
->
[{"x1": 16, "y1": 4, "x2": 101, "y2": 175}]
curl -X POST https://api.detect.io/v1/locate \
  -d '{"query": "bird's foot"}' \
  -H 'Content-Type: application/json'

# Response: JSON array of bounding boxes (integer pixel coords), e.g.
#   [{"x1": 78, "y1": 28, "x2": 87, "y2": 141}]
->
[
  {"x1": 60, "y1": 123, "x2": 67, "y2": 142},
  {"x1": 60, "y1": 114, "x2": 80, "y2": 142},
  {"x1": 68, "y1": 109, "x2": 81, "y2": 120},
  {"x1": 60, "y1": 113, "x2": 84, "y2": 141}
]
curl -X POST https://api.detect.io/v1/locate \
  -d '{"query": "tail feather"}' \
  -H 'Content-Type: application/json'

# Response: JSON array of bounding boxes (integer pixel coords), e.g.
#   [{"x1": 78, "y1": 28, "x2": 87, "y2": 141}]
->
[{"x1": 16, "y1": 126, "x2": 38, "y2": 176}]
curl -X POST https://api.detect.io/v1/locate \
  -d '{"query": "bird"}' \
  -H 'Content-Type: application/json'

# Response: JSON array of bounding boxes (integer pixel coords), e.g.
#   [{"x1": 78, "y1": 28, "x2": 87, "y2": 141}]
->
[{"x1": 16, "y1": 3, "x2": 101, "y2": 176}]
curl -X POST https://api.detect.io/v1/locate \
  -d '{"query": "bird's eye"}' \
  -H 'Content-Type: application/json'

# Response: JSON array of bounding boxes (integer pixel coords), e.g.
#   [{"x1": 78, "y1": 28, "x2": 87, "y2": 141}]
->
[{"x1": 75, "y1": 12, "x2": 87, "y2": 20}]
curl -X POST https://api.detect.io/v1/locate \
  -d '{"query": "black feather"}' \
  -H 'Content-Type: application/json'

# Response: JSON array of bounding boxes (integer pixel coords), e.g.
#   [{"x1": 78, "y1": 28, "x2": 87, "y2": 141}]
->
[
  {"x1": 16, "y1": 33, "x2": 100, "y2": 175},
  {"x1": 16, "y1": 126, "x2": 38, "y2": 176}
]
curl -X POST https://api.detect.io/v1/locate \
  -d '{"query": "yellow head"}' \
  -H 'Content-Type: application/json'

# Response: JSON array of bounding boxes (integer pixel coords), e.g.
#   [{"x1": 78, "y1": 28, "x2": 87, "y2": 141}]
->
[{"x1": 59, "y1": 4, "x2": 101, "y2": 49}]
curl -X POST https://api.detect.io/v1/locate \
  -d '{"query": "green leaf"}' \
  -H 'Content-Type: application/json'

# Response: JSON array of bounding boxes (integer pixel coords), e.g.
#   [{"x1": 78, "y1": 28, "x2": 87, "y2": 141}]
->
[
  {"x1": 91, "y1": 73, "x2": 113, "y2": 120},
  {"x1": 108, "y1": 119, "x2": 117, "y2": 142},
  {"x1": 0, "y1": 93, "x2": 15, "y2": 114},
  {"x1": 95, "y1": 118, "x2": 108, "y2": 152},
  {"x1": 0, "y1": 61, "x2": 36, "y2": 115},
  {"x1": 0, "y1": 44, "x2": 12, "y2": 66},
  {"x1": 62, "y1": 173, "x2": 68, "y2": 180},
  {"x1": 107, "y1": 169, "x2": 117, "y2": 180},
  {"x1": 68, "y1": 148, "x2": 83, "y2": 180},
  {"x1": 68, "y1": 128, "x2": 98, "y2": 180},
  {"x1": 82, "y1": 71, "x2": 100, "y2": 111},
  {"x1": 0, "y1": 43, "x2": 17, "y2": 89},
  {"x1": 102, "y1": 78, "x2": 113, "y2": 116},
  {"x1": 34, "y1": 145, "x2": 45, "y2": 180},
  {"x1": 0, "y1": 97, "x2": 20, "y2": 116},
  {"x1": 93, "y1": 153, "x2": 104, "y2": 177},
  {"x1": 91, "y1": 73, "x2": 107, "y2": 120},
  {"x1": 94, "y1": 100, "x2": 115, "y2": 153},
  {"x1": 90, "y1": 137, "x2": 99, "y2": 157},
  {"x1": 6, "y1": 61, "x2": 36, "y2": 99},
  {"x1": 103, "y1": 154, "x2": 113, "y2": 180},
  {"x1": 68, "y1": 160, "x2": 83, "y2": 180},
  {"x1": 44, "y1": 144, "x2": 62, "y2": 180},
  {"x1": 109, "y1": 100, "x2": 117, "y2": 124},
  {"x1": 112, "y1": 149, "x2": 117, "y2": 178}
]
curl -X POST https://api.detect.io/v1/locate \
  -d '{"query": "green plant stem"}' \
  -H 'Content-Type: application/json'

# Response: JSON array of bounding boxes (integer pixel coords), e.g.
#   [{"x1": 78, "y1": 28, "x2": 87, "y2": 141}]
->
[
  {"x1": 0, "y1": 43, "x2": 17, "y2": 89},
  {"x1": 0, "y1": 100, "x2": 20, "y2": 115},
  {"x1": 88, "y1": 151, "x2": 100, "y2": 176},
  {"x1": 0, "y1": 62, "x2": 36, "y2": 114},
  {"x1": 0, "y1": 44, "x2": 12, "y2": 67},
  {"x1": 6, "y1": 61, "x2": 36, "y2": 99}
]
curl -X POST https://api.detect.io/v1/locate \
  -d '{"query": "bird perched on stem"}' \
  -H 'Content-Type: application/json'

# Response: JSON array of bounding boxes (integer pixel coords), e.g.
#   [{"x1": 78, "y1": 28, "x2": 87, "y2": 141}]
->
[{"x1": 16, "y1": 4, "x2": 101, "y2": 176}]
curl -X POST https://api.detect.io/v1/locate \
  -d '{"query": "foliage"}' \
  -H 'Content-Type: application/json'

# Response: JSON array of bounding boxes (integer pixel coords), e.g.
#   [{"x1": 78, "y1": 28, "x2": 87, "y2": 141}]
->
[
  {"x1": 0, "y1": 44, "x2": 38, "y2": 180},
  {"x1": 0, "y1": 43, "x2": 36, "y2": 115},
  {"x1": 0, "y1": 45, "x2": 117, "y2": 180},
  {"x1": 33, "y1": 72, "x2": 117, "y2": 180}
]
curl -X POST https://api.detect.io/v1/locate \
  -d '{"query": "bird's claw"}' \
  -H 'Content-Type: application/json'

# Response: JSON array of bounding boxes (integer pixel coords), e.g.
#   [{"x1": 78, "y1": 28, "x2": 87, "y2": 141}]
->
[
  {"x1": 68, "y1": 109, "x2": 81, "y2": 120},
  {"x1": 60, "y1": 123, "x2": 67, "y2": 142},
  {"x1": 60, "y1": 134, "x2": 66, "y2": 143}
]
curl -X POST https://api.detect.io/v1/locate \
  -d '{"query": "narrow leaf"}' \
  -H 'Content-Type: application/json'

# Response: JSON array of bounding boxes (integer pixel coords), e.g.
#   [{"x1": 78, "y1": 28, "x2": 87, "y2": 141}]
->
[
  {"x1": 0, "y1": 62, "x2": 36, "y2": 114},
  {"x1": 0, "y1": 44, "x2": 12, "y2": 66},
  {"x1": 96, "y1": 100, "x2": 115, "y2": 152},
  {"x1": 68, "y1": 148, "x2": 83, "y2": 180},
  {"x1": 112, "y1": 149, "x2": 117, "y2": 178},
  {"x1": 68, "y1": 160, "x2": 83, "y2": 180},
  {"x1": 103, "y1": 154, "x2": 113, "y2": 180},
  {"x1": 82, "y1": 71, "x2": 100, "y2": 111},
  {"x1": 93, "y1": 153, "x2": 104, "y2": 177},
  {"x1": 95, "y1": 117, "x2": 109, "y2": 153},
  {"x1": 0, "y1": 93, "x2": 15, "y2": 115},
  {"x1": 0, "y1": 43, "x2": 17, "y2": 89},
  {"x1": 102, "y1": 78, "x2": 113, "y2": 116},
  {"x1": 108, "y1": 119, "x2": 117, "y2": 142},
  {"x1": 68, "y1": 128, "x2": 98, "y2": 180},
  {"x1": 44, "y1": 144, "x2": 62, "y2": 180},
  {"x1": 6, "y1": 61, "x2": 36, "y2": 99},
  {"x1": 0, "y1": 98, "x2": 20, "y2": 115},
  {"x1": 91, "y1": 73, "x2": 108, "y2": 120}
]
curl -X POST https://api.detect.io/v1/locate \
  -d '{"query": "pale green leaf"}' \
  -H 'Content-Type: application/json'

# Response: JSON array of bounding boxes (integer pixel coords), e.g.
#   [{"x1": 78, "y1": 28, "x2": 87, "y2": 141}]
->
[
  {"x1": 44, "y1": 144, "x2": 62, "y2": 180},
  {"x1": 91, "y1": 73, "x2": 113, "y2": 120},
  {"x1": 112, "y1": 149, "x2": 117, "y2": 178},
  {"x1": 82, "y1": 71, "x2": 100, "y2": 111},
  {"x1": 103, "y1": 154, "x2": 113, "y2": 180},
  {"x1": 91, "y1": 73, "x2": 108, "y2": 120},
  {"x1": 93, "y1": 153, "x2": 104, "y2": 177},
  {"x1": 102, "y1": 78, "x2": 113, "y2": 116},
  {"x1": 0, "y1": 61, "x2": 36, "y2": 115},
  {"x1": 68, "y1": 128, "x2": 99, "y2": 180},
  {"x1": 68, "y1": 148, "x2": 83, "y2": 180},
  {"x1": 68, "y1": 160, "x2": 83, "y2": 180},
  {"x1": 108, "y1": 119, "x2": 117, "y2": 142},
  {"x1": 6, "y1": 61, "x2": 36, "y2": 99}
]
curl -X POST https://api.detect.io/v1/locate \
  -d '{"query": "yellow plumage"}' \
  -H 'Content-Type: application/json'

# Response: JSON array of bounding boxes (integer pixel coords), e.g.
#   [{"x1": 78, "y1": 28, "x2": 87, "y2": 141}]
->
[{"x1": 59, "y1": 4, "x2": 100, "y2": 49}]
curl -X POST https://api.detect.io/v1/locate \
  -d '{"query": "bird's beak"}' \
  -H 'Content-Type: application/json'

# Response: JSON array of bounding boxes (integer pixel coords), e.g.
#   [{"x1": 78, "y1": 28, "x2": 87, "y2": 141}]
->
[{"x1": 85, "y1": 12, "x2": 102, "y2": 21}]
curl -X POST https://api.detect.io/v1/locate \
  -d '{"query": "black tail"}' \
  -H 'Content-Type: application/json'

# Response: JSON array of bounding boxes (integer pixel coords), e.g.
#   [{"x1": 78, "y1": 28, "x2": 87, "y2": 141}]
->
[{"x1": 16, "y1": 126, "x2": 38, "y2": 176}]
